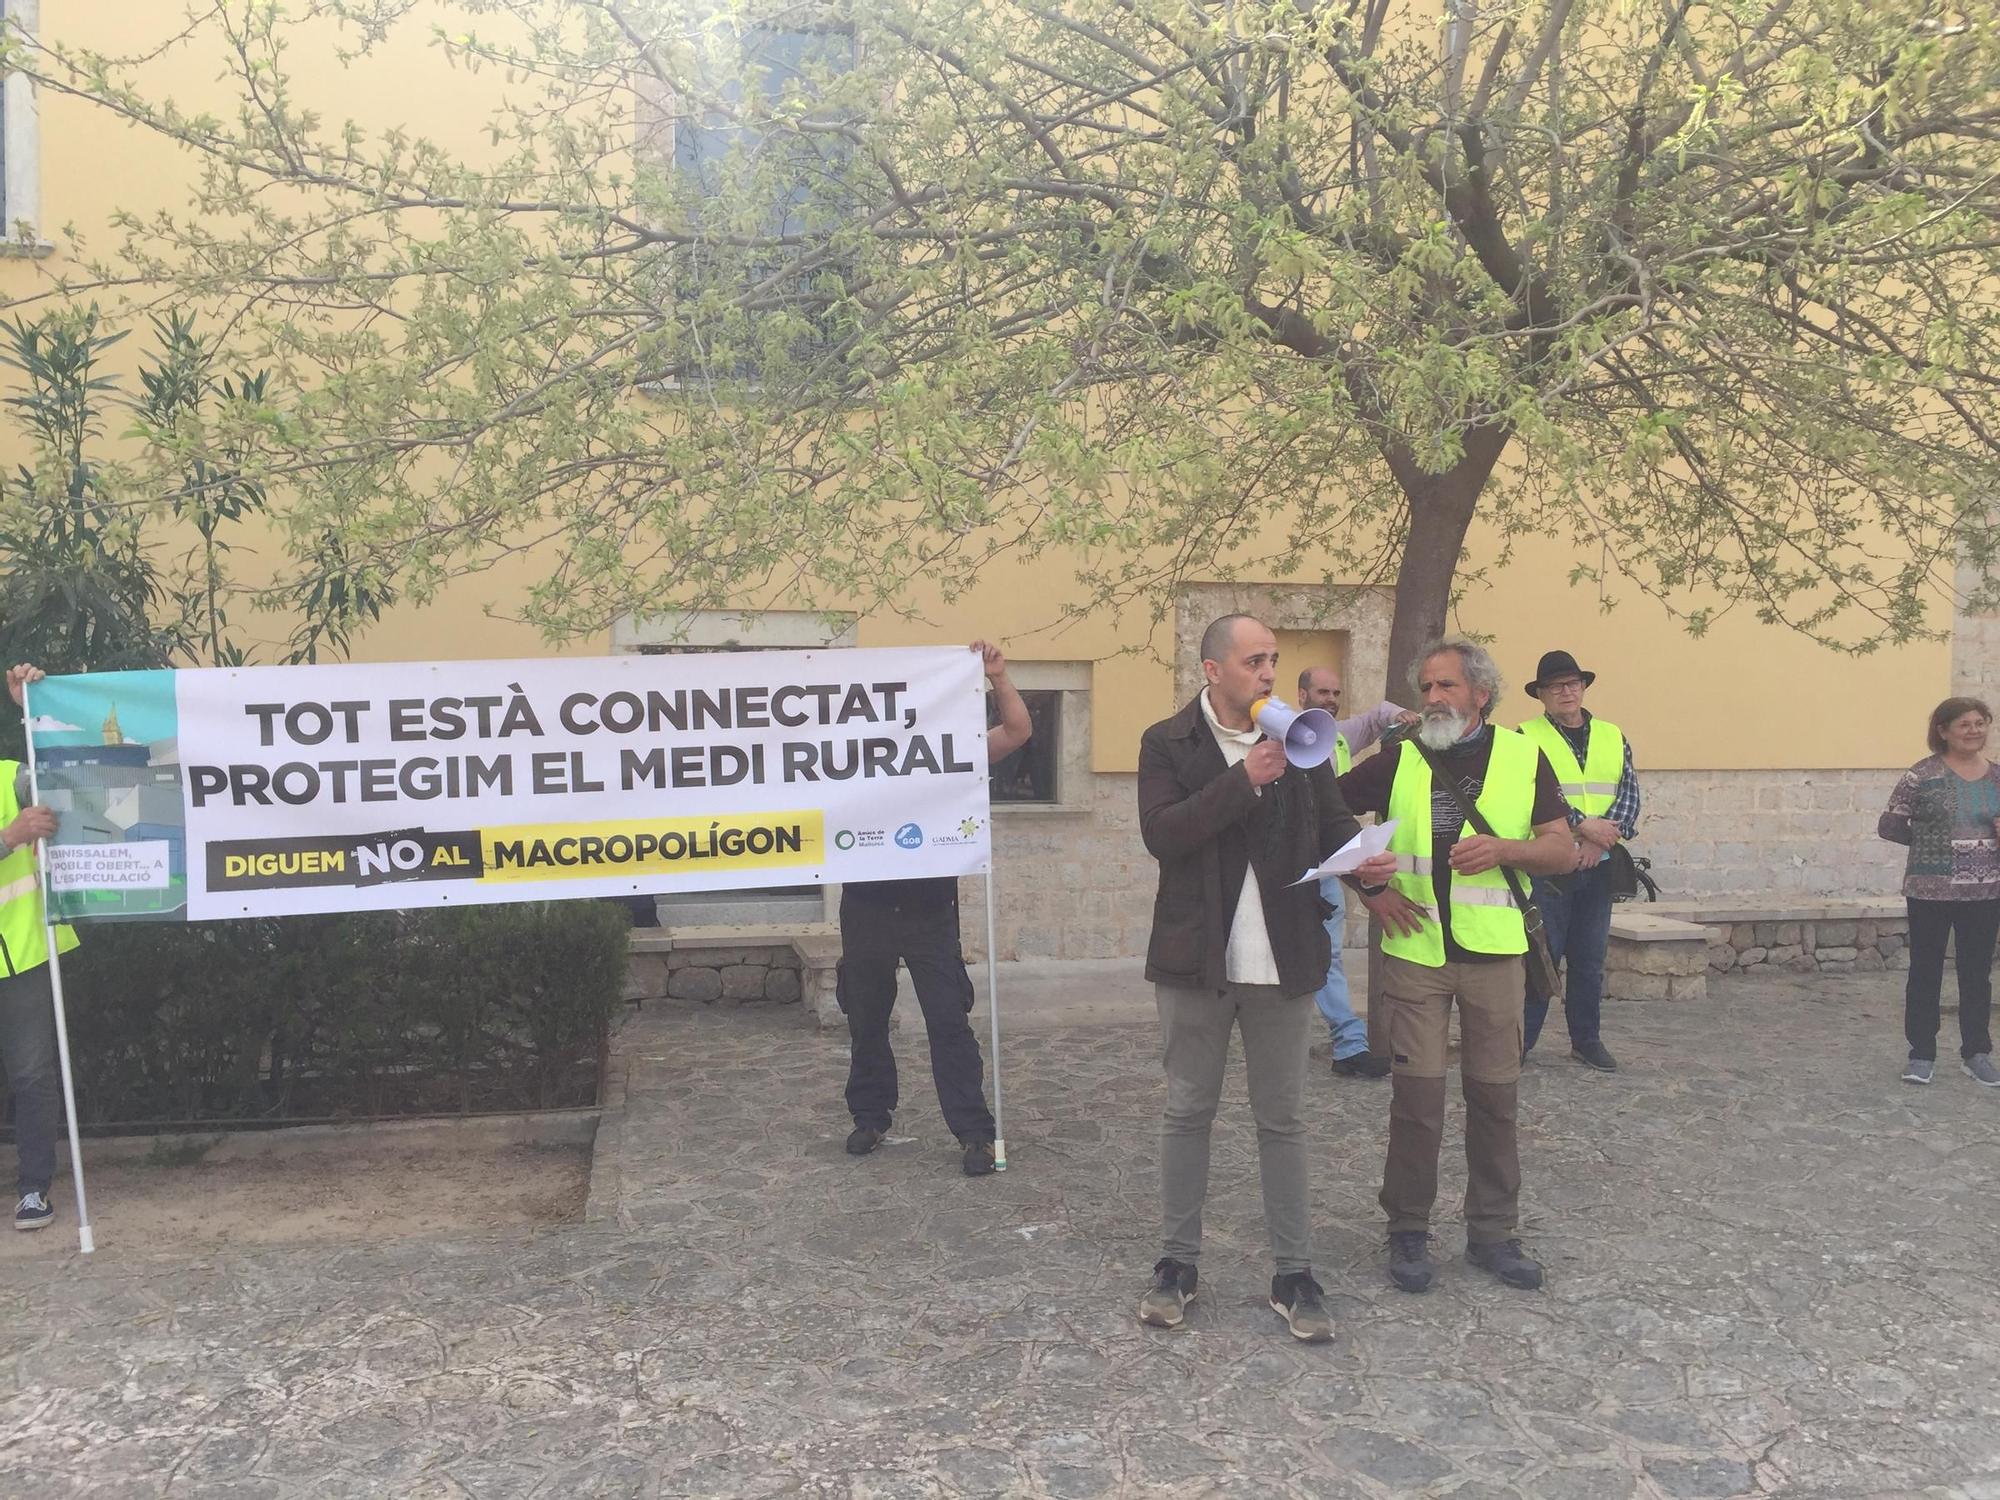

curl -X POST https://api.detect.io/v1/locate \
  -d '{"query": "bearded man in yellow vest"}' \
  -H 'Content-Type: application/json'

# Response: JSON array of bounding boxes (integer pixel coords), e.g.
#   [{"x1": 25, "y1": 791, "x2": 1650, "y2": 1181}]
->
[
  {"x1": 0, "y1": 664, "x2": 77, "y2": 1233},
  {"x1": 1336, "y1": 638, "x2": 1575, "y2": 1293},
  {"x1": 1517, "y1": 650, "x2": 1642, "y2": 1072}
]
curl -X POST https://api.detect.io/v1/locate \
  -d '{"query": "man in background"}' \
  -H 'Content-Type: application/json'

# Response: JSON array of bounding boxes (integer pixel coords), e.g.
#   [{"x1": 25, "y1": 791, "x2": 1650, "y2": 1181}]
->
[
  {"x1": 837, "y1": 642, "x2": 1030, "y2": 1177},
  {"x1": 1517, "y1": 650, "x2": 1641, "y2": 1072},
  {"x1": 1296, "y1": 665, "x2": 1416, "y2": 1079},
  {"x1": 1, "y1": 663, "x2": 78, "y2": 1233}
]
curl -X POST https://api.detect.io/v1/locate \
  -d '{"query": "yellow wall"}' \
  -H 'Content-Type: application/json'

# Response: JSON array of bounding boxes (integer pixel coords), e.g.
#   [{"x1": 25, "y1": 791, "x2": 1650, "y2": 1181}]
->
[
  {"x1": 837, "y1": 537, "x2": 1946, "y2": 774},
  {"x1": 0, "y1": 3, "x2": 1951, "y2": 777}
]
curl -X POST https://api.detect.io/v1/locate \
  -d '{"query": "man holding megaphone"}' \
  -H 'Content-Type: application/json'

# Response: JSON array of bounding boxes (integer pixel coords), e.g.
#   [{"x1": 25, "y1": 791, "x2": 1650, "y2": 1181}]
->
[{"x1": 1134, "y1": 614, "x2": 1397, "y2": 1342}]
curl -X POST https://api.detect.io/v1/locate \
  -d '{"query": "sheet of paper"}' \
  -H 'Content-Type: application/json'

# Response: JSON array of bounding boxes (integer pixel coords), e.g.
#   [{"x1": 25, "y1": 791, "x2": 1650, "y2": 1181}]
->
[{"x1": 1292, "y1": 819, "x2": 1398, "y2": 885}]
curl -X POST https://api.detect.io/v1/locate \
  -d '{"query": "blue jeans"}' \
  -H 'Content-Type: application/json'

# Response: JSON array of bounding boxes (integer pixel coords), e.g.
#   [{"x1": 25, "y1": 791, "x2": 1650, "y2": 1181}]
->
[
  {"x1": 1312, "y1": 878, "x2": 1369, "y2": 1060},
  {"x1": 0, "y1": 965, "x2": 60, "y2": 1197},
  {"x1": 1524, "y1": 862, "x2": 1613, "y2": 1051}
]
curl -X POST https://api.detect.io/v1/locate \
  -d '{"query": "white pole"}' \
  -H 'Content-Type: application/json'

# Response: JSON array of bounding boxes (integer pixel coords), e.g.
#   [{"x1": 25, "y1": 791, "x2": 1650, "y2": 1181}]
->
[
  {"x1": 984, "y1": 869, "x2": 1006, "y2": 1171},
  {"x1": 21, "y1": 682, "x2": 95, "y2": 1254}
]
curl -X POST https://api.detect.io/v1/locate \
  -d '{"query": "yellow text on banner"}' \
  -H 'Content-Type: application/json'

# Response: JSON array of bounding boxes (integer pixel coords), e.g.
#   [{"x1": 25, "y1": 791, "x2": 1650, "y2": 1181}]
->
[{"x1": 481, "y1": 811, "x2": 824, "y2": 883}]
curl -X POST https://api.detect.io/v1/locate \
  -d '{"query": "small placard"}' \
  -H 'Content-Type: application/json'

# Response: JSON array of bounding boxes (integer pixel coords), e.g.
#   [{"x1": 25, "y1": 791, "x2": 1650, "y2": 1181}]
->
[{"x1": 47, "y1": 840, "x2": 173, "y2": 892}]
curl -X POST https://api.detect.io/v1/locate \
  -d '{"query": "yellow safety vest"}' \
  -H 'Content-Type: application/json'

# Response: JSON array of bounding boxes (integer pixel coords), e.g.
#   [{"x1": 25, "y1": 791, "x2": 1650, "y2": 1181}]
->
[
  {"x1": 1334, "y1": 733, "x2": 1352, "y2": 776},
  {"x1": 1517, "y1": 715, "x2": 1624, "y2": 817},
  {"x1": 0, "y1": 760, "x2": 78, "y2": 977},
  {"x1": 1382, "y1": 730, "x2": 1537, "y2": 967}
]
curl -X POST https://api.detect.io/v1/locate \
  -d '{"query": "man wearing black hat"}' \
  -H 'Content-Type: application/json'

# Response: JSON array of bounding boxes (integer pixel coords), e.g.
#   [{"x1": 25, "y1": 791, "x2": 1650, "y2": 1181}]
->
[{"x1": 1516, "y1": 650, "x2": 1642, "y2": 1071}]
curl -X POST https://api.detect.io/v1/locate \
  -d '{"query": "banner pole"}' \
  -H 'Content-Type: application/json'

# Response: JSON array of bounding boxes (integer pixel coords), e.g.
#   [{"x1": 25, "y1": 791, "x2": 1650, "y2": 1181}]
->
[
  {"x1": 984, "y1": 868, "x2": 1006, "y2": 1171},
  {"x1": 21, "y1": 682, "x2": 95, "y2": 1254}
]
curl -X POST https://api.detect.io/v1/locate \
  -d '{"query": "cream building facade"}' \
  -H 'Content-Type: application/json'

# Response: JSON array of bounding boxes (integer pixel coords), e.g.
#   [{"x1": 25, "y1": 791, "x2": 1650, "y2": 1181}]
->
[{"x1": 0, "y1": 3, "x2": 1982, "y2": 959}]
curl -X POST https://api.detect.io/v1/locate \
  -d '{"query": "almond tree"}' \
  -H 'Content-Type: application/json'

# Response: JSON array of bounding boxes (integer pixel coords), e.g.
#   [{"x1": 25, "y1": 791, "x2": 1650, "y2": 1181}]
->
[{"x1": 16, "y1": 0, "x2": 2000, "y2": 684}]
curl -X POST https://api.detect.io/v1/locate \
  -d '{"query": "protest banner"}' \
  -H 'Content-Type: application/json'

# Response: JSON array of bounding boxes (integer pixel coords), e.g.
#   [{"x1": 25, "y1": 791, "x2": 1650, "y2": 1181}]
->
[{"x1": 29, "y1": 647, "x2": 991, "y2": 922}]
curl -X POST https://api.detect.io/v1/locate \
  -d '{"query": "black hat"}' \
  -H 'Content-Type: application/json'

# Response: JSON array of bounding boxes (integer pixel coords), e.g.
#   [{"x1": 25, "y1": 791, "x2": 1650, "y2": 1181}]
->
[{"x1": 1525, "y1": 650, "x2": 1595, "y2": 698}]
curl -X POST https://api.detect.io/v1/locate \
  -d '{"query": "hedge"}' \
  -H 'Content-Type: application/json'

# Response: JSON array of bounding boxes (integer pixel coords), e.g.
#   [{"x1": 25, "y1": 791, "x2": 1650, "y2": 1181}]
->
[{"x1": 11, "y1": 901, "x2": 631, "y2": 1126}]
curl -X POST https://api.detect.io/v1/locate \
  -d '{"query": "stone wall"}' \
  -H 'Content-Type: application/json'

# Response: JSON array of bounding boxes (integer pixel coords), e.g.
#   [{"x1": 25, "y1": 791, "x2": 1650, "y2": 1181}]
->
[
  {"x1": 1604, "y1": 937, "x2": 1709, "y2": 1003},
  {"x1": 1953, "y1": 552, "x2": 2000, "y2": 706},
  {"x1": 1622, "y1": 770, "x2": 1905, "y2": 901},
  {"x1": 1699, "y1": 916, "x2": 1909, "y2": 976},
  {"x1": 980, "y1": 776, "x2": 1155, "y2": 961},
  {"x1": 970, "y1": 766, "x2": 1913, "y2": 962},
  {"x1": 660, "y1": 945, "x2": 804, "y2": 1005}
]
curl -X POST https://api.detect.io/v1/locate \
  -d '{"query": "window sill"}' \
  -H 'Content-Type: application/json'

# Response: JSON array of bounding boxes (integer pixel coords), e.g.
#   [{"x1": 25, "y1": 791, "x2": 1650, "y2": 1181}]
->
[
  {"x1": 0, "y1": 238, "x2": 56, "y2": 260},
  {"x1": 993, "y1": 801, "x2": 1091, "y2": 818}
]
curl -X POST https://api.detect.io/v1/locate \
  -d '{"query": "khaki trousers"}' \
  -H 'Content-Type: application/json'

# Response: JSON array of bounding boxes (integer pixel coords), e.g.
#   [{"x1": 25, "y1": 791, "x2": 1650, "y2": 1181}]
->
[
  {"x1": 1155, "y1": 982, "x2": 1315, "y2": 1274},
  {"x1": 1378, "y1": 952, "x2": 1525, "y2": 1244}
]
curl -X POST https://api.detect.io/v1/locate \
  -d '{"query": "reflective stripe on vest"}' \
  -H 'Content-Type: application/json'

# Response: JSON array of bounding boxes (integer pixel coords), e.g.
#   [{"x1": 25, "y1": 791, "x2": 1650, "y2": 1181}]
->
[
  {"x1": 1381, "y1": 732, "x2": 1538, "y2": 968},
  {"x1": 0, "y1": 759, "x2": 78, "y2": 976},
  {"x1": 1335, "y1": 733, "x2": 1352, "y2": 776},
  {"x1": 1516, "y1": 715, "x2": 1624, "y2": 817}
]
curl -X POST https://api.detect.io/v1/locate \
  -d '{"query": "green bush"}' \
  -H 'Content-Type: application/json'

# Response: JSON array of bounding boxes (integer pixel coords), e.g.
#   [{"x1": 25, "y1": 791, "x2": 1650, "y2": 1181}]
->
[{"x1": 40, "y1": 901, "x2": 630, "y2": 1125}]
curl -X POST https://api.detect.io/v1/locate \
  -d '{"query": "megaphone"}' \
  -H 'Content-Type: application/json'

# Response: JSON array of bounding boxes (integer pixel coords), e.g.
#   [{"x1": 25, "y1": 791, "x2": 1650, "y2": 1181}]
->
[{"x1": 1250, "y1": 695, "x2": 1339, "y2": 769}]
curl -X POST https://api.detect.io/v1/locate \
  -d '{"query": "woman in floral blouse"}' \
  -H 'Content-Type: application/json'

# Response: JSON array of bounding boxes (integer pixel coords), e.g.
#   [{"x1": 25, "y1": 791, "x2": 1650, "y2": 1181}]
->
[{"x1": 1878, "y1": 697, "x2": 2000, "y2": 1087}]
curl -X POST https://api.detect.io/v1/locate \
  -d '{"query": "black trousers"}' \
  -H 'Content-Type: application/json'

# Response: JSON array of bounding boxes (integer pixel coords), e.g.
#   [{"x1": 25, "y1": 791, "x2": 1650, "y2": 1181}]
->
[
  {"x1": 838, "y1": 887, "x2": 995, "y2": 1141},
  {"x1": 1904, "y1": 896, "x2": 1999, "y2": 1062}
]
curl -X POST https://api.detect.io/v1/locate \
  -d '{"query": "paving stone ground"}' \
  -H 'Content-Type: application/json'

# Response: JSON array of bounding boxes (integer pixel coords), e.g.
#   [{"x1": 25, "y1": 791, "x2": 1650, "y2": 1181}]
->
[{"x1": 1, "y1": 970, "x2": 1996, "y2": 1499}]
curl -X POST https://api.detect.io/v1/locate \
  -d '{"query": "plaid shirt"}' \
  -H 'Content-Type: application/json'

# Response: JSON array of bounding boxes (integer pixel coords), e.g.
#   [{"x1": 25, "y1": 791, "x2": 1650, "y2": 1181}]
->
[{"x1": 1547, "y1": 712, "x2": 1642, "y2": 840}]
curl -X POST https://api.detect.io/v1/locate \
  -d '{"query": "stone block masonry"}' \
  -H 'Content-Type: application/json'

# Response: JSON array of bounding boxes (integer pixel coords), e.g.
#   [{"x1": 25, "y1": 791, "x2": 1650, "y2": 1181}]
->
[
  {"x1": 1603, "y1": 913, "x2": 1711, "y2": 1002},
  {"x1": 668, "y1": 946, "x2": 804, "y2": 1003},
  {"x1": 970, "y1": 766, "x2": 1915, "y2": 962},
  {"x1": 1665, "y1": 905, "x2": 1912, "y2": 977}
]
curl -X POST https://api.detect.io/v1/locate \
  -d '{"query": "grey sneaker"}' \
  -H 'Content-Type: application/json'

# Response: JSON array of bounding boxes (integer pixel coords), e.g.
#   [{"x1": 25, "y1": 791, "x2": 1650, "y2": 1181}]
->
[
  {"x1": 1138, "y1": 1258, "x2": 1198, "y2": 1329},
  {"x1": 1269, "y1": 1270, "x2": 1334, "y2": 1342},
  {"x1": 1902, "y1": 1058, "x2": 1935, "y2": 1085},
  {"x1": 1963, "y1": 1054, "x2": 2000, "y2": 1087}
]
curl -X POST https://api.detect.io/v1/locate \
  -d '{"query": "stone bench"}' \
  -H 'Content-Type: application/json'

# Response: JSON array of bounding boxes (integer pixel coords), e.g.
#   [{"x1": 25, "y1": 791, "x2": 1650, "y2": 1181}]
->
[
  {"x1": 1639, "y1": 899, "x2": 1907, "y2": 976},
  {"x1": 1604, "y1": 911, "x2": 1711, "y2": 1002},
  {"x1": 626, "y1": 924, "x2": 842, "y2": 1027}
]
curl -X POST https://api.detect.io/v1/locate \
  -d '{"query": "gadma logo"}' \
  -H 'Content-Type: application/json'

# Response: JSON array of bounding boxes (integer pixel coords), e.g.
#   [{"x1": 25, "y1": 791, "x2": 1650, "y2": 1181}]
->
[{"x1": 894, "y1": 823, "x2": 924, "y2": 849}]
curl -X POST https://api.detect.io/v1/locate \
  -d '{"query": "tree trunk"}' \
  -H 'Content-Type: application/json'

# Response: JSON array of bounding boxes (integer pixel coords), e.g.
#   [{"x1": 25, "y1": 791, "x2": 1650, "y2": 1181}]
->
[{"x1": 1381, "y1": 428, "x2": 1510, "y2": 699}]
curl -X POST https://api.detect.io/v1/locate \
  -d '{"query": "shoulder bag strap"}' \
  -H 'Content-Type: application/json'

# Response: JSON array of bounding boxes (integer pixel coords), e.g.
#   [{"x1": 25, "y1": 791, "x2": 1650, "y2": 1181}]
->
[{"x1": 1406, "y1": 735, "x2": 1543, "y2": 917}]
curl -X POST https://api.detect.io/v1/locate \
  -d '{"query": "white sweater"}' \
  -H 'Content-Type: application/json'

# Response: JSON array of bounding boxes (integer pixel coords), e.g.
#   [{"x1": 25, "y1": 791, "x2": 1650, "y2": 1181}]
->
[{"x1": 1199, "y1": 690, "x2": 1281, "y2": 986}]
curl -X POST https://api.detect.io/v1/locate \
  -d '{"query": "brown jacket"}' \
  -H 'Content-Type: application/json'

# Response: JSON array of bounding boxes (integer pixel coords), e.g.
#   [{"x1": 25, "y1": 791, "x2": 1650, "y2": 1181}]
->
[{"x1": 1138, "y1": 692, "x2": 1362, "y2": 994}]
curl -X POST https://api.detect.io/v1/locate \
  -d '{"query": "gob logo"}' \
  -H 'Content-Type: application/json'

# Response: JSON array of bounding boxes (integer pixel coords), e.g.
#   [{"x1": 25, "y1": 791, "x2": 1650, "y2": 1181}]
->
[
  {"x1": 893, "y1": 823, "x2": 924, "y2": 850},
  {"x1": 834, "y1": 830, "x2": 856, "y2": 851}
]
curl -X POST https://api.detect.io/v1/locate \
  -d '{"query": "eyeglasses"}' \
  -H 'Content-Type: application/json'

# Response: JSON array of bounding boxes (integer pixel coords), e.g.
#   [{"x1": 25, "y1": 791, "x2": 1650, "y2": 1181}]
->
[{"x1": 1541, "y1": 679, "x2": 1586, "y2": 695}]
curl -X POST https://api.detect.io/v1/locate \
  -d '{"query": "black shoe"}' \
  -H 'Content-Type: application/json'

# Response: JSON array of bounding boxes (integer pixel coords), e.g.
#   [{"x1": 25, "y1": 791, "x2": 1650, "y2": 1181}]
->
[
  {"x1": 1388, "y1": 1231, "x2": 1435, "y2": 1293},
  {"x1": 1467, "y1": 1238, "x2": 1545, "y2": 1290},
  {"x1": 12, "y1": 1192, "x2": 52, "y2": 1232},
  {"x1": 1332, "y1": 1052, "x2": 1393, "y2": 1078},
  {"x1": 959, "y1": 1137, "x2": 996, "y2": 1176},
  {"x1": 1138, "y1": 1257, "x2": 1199, "y2": 1328},
  {"x1": 1269, "y1": 1270, "x2": 1334, "y2": 1342},
  {"x1": 845, "y1": 1125, "x2": 885, "y2": 1156},
  {"x1": 1571, "y1": 1040, "x2": 1617, "y2": 1071}
]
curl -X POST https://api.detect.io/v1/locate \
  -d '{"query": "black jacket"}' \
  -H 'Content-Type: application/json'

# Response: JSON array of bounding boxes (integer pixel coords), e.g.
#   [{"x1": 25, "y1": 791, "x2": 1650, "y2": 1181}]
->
[{"x1": 1136, "y1": 692, "x2": 1361, "y2": 993}]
